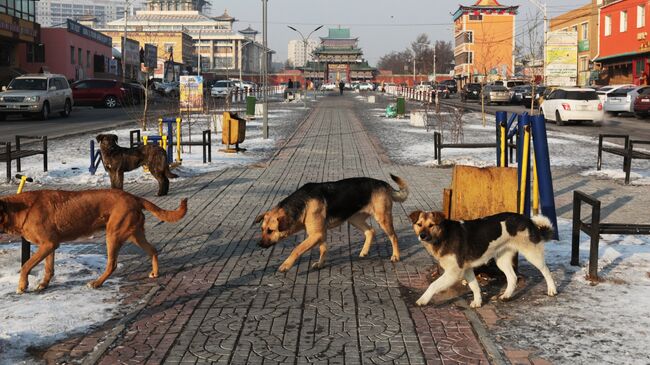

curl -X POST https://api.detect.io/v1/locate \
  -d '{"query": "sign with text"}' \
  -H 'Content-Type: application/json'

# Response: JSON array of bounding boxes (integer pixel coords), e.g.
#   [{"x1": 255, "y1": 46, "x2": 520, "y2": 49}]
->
[
  {"x1": 545, "y1": 31, "x2": 578, "y2": 86},
  {"x1": 67, "y1": 19, "x2": 111, "y2": 47},
  {"x1": 179, "y1": 75, "x2": 203, "y2": 112},
  {"x1": 144, "y1": 44, "x2": 157, "y2": 68}
]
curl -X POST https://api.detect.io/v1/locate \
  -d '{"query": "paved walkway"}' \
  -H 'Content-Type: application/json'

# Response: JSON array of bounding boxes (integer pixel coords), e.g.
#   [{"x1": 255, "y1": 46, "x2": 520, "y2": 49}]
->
[{"x1": 41, "y1": 96, "x2": 492, "y2": 364}]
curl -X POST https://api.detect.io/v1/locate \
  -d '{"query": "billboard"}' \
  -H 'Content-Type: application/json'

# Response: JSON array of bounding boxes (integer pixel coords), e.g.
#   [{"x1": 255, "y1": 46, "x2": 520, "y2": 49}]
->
[
  {"x1": 179, "y1": 75, "x2": 203, "y2": 112},
  {"x1": 144, "y1": 44, "x2": 157, "y2": 68},
  {"x1": 545, "y1": 31, "x2": 578, "y2": 86},
  {"x1": 120, "y1": 37, "x2": 140, "y2": 66}
]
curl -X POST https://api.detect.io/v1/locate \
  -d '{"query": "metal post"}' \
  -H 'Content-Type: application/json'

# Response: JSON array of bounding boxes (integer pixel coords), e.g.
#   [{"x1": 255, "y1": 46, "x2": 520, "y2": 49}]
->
[
  {"x1": 198, "y1": 28, "x2": 202, "y2": 76},
  {"x1": 262, "y1": 0, "x2": 269, "y2": 139},
  {"x1": 433, "y1": 43, "x2": 436, "y2": 83},
  {"x1": 122, "y1": 1, "x2": 129, "y2": 83}
]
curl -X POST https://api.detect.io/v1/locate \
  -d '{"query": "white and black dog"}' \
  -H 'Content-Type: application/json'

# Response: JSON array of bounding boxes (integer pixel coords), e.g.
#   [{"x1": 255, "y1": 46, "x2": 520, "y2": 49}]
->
[{"x1": 408, "y1": 211, "x2": 557, "y2": 308}]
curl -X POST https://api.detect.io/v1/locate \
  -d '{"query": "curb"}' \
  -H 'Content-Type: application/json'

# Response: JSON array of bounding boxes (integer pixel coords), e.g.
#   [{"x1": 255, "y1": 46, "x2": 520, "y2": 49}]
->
[{"x1": 456, "y1": 300, "x2": 508, "y2": 365}]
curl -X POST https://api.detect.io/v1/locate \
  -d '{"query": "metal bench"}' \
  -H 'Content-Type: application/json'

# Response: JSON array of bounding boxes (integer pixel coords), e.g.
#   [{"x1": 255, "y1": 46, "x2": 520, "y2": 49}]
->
[
  {"x1": 571, "y1": 190, "x2": 650, "y2": 280},
  {"x1": 597, "y1": 134, "x2": 650, "y2": 184},
  {"x1": 0, "y1": 135, "x2": 48, "y2": 183},
  {"x1": 433, "y1": 131, "x2": 515, "y2": 165}
]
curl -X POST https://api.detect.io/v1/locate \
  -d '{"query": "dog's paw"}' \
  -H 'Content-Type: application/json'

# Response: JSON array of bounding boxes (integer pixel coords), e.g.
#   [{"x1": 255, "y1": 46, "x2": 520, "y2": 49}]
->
[
  {"x1": 547, "y1": 287, "x2": 557, "y2": 297},
  {"x1": 15, "y1": 287, "x2": 25, "y2": 294},
  {"x1": 470, "y1": 299, "x2": 482, "y2": 308},
  {"x1": 498, "y1": 293, "x2": 511, "y2": 301},
  {"x1": 415, "y1": 295, "x2": 430, "y2": 306},
  {"x1": 278, "y1": 263, "x2": 291, "y2": 273},
  {"x1": 35, "y1": 283, "x2": 48, "y2": 291},
  {"x1": 390, "y1": 254, "x2": 400, "y2": 263},
  {"x1": 149, "y1": 271, "x2": 159, "y2": 279},
  {"x1": 311, "y1": 261, "x2": 324, "y2": 270},
  {"x1": 87, "y1": 281, "x2": 102, "y2": 289},
  {"x1": 359, "y1": 250, "x2": 368, "y2": 258}
]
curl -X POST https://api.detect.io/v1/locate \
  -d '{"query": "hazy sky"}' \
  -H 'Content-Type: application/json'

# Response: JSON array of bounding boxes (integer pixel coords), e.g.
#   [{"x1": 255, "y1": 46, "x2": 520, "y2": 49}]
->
[{"x1": 211, "y1": 0, "x2": 590, "y2": 64}]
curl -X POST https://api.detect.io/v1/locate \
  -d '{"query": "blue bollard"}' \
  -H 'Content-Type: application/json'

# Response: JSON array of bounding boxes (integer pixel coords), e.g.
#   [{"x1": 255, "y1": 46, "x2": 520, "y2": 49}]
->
[
  {"x1": 531, "y1": 114, "x2": 559, "y2": 240},
  {"x1": 496, "y1": 111, "x2": 507, "y2": 166},
  {"x1": 517, "y1": 113, "x2": 531, "y2": 217}
]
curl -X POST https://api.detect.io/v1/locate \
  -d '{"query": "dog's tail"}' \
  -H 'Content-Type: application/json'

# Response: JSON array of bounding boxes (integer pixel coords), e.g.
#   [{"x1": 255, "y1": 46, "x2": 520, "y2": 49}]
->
[
  {"x1": 531, "y1": 215, "x2": 554, "y2": 242},
  {"x1": 389, "y1": 174, "x2": 409, "y2": 203},
  {"x1": 141, "y1": 198, "x2": 188, "y2": 222}
]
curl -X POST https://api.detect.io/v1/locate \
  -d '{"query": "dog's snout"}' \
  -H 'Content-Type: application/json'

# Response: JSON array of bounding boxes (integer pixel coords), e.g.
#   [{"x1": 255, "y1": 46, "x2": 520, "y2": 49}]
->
[{"x1": 419, "y1": 232, "x2": 428, "y2": 240}]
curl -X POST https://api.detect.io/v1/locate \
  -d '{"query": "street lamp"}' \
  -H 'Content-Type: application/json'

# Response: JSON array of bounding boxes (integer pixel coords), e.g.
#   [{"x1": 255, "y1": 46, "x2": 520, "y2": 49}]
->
[
  {"x1": 287, "y1": 25, "x2": 324, "y2": 89},
  {"x1": 262, "y1": 0, "x2": 268, "y2": 139}
]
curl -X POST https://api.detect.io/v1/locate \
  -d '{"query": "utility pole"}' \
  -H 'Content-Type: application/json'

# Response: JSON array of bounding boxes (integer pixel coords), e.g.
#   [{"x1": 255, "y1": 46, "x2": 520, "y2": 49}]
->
[
  {"x1": 433, "y1": 43, "x2": 437, "y2": 83},
  {"x1": 262, "y1": 0, "x2": 268, "y2": 139},
  {"x1": 197, "y1": 28, "x2": 202, "y2": 76},
  {"x1": 122, "y1": 1, "x2": 129, "y2": 83}
]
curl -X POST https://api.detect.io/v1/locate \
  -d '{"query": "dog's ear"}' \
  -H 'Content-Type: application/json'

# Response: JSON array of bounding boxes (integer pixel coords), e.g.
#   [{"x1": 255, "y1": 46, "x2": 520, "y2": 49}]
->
[
  {"x1": 277, "y1": 214, "x2": 290, "y2": 232},
  {"x1": 408, "y1": 210, "x2": 422, "y2": 224},
  {"x1": 96, "y1": 134, "x2": 104, "y2": 143},
  {"x1": 254, "y1": 212, "x2": 266, "y2": 224},
  {"x1": 111, "y1": 135, "x2": 118, "y2": 143}
]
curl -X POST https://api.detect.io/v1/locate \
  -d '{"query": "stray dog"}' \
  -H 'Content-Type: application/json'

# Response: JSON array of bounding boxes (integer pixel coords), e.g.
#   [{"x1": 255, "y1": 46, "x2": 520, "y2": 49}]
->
[
  {"x1": 408, "y1": 211, "x2": 557, "y2": 308},
  {"x1": 0, "y1": 189, "x2": 187, "y2": 293},
  {"x1": 96, "y1": 134, "x2": 178, "y2": 196},
  {"x1": 255, "y1": 175, "x2": 409, "y2": 272}
]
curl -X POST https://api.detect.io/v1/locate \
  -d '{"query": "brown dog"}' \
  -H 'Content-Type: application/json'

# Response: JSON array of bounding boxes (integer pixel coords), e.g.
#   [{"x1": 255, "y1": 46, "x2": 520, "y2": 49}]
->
[
  {"x1": 96, "y1": 134, "x2": 178, "y2": 196},
  {"x1": 0, "y1": 189, "x2": 187, "y2": 293},
  {"x1": 254, "y1": 175, "x2": 409, "y2": 272}
]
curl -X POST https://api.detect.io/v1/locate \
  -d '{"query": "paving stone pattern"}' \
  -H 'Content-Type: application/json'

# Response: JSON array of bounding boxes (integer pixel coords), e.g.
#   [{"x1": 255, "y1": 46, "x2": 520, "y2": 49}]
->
[{"x1": 35, "y1": 97, "x2": 492, "y2": 364}]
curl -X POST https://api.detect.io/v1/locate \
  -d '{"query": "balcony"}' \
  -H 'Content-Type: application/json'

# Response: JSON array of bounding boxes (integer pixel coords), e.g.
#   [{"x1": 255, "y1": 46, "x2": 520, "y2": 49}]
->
[{"x1": 455, "y1": 31, "x2": 473, "y2": 47}]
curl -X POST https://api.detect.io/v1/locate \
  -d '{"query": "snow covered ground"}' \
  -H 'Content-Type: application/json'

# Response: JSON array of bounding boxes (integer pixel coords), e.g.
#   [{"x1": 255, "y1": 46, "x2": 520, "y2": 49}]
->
[
  {"x1": 0, "y1": 244, "x2": 122, "y2": 364},
  {"x1": 495, "y1": 218, "x2": 650, "y2": 364},
  {"x1": 360, "y1": 108, "x2": 650, "y2": 185},
  {"x1": 0, "y1": 106, "x2": 307, "y2": 187}
]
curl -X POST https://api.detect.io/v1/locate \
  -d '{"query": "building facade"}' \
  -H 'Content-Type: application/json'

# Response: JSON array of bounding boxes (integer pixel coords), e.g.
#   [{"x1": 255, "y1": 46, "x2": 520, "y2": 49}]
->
[
  {"x1": 302, "y1": 28, "x2": 377, "y2": 83},
  {"x1": 103, "y1": 1, "x2": 270, "y2": 78},
  {"x1": 453, "y1": 0, "x2": 518, "y2": 86},
  {"x1": 102, "y1": 30, "x2": 193, "y2": 67},
  {"x1": 17, "y1": 20, "x2": 113, "y2": 81},
  {"x1": 596, "y1": 0, "x2": 650, "y2": 85},
  {"x1": 550, "y1": 0, "x2": 600, "y2": 86},
  {"x1": 287, "y1": 39, "x2": 318, "y2": 67},
  {"x1": 0, "y1": 0, "x2": 40, "y2": 86},
  {"x1": 36, "y1": 0, "x2": 145, "y2": 27}
]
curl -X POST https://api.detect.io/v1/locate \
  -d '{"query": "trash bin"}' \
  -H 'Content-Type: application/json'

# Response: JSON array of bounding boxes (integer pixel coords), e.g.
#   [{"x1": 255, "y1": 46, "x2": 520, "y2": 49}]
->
[
  {"x1": 246, "y1": 96, "x2": 256, "y2": 117},
  {"x1": 221, "y1": 112, "x2": 247, "y2": 153},
  {"x1": 396, "y1": 97, "x2": 406, "y2": 116}
]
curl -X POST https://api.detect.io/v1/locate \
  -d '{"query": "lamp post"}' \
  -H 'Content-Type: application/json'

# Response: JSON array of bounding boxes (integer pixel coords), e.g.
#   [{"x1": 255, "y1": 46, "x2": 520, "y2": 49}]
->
[
  {"x1": 197, "y1": 27, "x2": 202, "y2": 76},
  {"x1": 262, "y1": 0, "x2": 268, "y2": 139},
  {"x1": 287, "y1": 25, "x2": 324, "y2": 89},
  {"x1": 122, "y1": 0, "x2": 131, "y2": 83},
  {"x1": 527, "y1": 0, "x2": 547, "y2": 84}
]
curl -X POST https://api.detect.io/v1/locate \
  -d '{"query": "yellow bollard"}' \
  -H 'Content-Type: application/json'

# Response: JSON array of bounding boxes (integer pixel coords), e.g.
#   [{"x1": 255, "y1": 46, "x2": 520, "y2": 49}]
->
[
  {"x1": 16, "y1": 175, "x2": 28, "y2": 194},
  {"x1": 162, "y1": 135, "x2": 168, "y2": 152},
  {"x1": 532, "y1": 150, "x2": 540, "y2": 215},
  {"x1": 499, "y1": 124, "x2": 506, "y2": 167},
  {"x1": 519, "y1": 126, "x2": 531, "y2": 214},
  {"x1": 158, "y1": 118, "x2": 163, "y2": 137},
  {"x1": 175, "y1": 117, "x2": 182, "y2": 163},
  {"x1": 142, "y1": 136, "x2": 150, "y2": 173}
]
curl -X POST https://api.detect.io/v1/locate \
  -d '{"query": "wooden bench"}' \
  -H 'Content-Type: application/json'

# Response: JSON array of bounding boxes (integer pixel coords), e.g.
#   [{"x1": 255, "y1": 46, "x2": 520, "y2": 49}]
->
[
  {"x1": 0, "y1": 135, "x2": 48, "y2": 183},
  {"x1": 571, "y1": 190, "x2": 650, "y2": 280},
  {"x1": 597, "y1": 134, "x2": 650, "y2": 184}
]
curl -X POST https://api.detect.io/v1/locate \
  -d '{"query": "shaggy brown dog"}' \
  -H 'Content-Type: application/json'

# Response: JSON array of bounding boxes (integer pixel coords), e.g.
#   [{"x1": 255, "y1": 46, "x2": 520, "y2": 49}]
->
[
  {"x1": 254, "y1": 175, "x2": 408, "y2": 272},
  {"x1": 0, "y1": 189, "x2": 188, "y2": 293},
  {"x1": 96, "y1": 134, "x2": 178, "y2": 196}
]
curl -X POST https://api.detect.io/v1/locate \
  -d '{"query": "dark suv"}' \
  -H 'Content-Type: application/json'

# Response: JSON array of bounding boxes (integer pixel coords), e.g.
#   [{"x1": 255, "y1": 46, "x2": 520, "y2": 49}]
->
[
  {"x1": 71, "y1": 79, "x2": 137, "y2": 108},
  {"x1": 461, "y1": 83, "x2": 482, "y2": 101},
  {"x1": 441, "y1": 79, "x2": 458, "y2": 94}
]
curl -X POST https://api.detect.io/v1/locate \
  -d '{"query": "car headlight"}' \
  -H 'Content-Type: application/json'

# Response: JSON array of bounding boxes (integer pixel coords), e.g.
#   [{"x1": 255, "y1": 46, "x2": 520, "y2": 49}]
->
[
  {"x1": 24, "y1": 96, "x2": 39, "y2": 102},
  {"x1": 0, "y1": 96, "x2": 4, "y2": 102}
]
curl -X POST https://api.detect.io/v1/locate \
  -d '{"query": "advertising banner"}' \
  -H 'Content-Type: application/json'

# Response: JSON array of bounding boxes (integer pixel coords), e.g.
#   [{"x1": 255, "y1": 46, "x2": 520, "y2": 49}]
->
[
  {"x1": 121, "y1": 37, "x2": 140, "y2": 66},
  {"x1": 545, "y1": 31, "x2": 578, "y2": 86},
  {"x1": 179, "y1": 75, "x2": 204, "y2": 112},
  {"x1": 144, "y1": 44, "x2": 157, "y2": 68}
]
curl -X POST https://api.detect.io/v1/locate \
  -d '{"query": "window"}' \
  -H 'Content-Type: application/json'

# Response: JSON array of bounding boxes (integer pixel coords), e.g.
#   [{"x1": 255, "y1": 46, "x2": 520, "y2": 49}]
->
[
  {"x1": 469, "y1": 14, "x2": 482, "y2": 21},
  {"x1": 581, "y1": 23, "x2": 588, "y2": 40},
  {"x1": 87, "y1": 50, "x2": 90, "y2": 68},
  {"x1": 164, "y1": 43, "x2": 174, "y2": 53},
  {"x1": 571, "y1": 25, "x2": 578, "y2": 33},
  {"x1": 78, "y1": 48, "x2": 82, "y2": 66},
  {"x1": 621, "y1": 11, "x2": 628, "y2": 32},
  {"x1": 580, "y1": 57, "x2": 588, "y2": 72},
  {"x1": 70, "y1": 46, "x2": 75, "y2": 64},
  {"x1": 638, "y1": 5, "x2": 646, "y2": 28},
  {"x1": 605, "y1": 15, "x2": 612, "y2": 36}
]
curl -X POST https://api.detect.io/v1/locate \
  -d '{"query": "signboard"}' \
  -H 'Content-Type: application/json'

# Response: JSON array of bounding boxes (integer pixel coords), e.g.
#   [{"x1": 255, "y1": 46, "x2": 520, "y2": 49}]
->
[
  {"x1": 578, "y1": 39, "x2": 590, "y2": 52},
  {"x1": 179, "y1": 75, "x2": 203, "y2": 112},
  {"x1": 67, "y1": 19, "x2": 111, "y2": 47},
  {"x1": 545, "y1": 31, "x2": 578, "y2": 86},
  {"x1": 120, "y1": 37, "x2": 140, "y2": 65},
  {"x1": 144, "y1": 44, "x2": 157, "y2": 68}
]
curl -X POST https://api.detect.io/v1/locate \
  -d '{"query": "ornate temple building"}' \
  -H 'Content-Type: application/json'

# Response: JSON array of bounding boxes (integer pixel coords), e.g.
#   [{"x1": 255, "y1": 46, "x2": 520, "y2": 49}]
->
[
  {"x1": 102, "y1": 1, "x2": 271, "y2": 76},
  {"x1": 301, "y1": 28, "x2": 376, "y2": 83}
]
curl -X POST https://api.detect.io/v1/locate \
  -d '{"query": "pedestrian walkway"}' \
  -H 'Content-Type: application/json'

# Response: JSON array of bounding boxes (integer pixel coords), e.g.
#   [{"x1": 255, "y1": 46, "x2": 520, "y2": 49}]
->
[{"x1": 42, "y1": 96, "x2": 492, "y2": 364}]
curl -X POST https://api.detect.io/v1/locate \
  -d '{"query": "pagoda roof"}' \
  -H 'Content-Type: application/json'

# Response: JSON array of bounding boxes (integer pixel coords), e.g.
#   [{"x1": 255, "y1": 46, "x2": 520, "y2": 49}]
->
[
  {"x1": 473, "y1": 0, "x2": 503, "y2": 5},
  {"x1": 239, "y1": 25, "x2": 258, "y2": 35},
  {"x1": 214, "y1": 9, "x2": 235, "y2": 22},
  {"x1": 320, "y1": 28, "x2": 356, "y2": 40},
  {"x1": 314, "y1": 47, "x2": 363, "y2": 55},
  {"x1": 453, "y1": 1, "x2": 518, "y2": 21}
]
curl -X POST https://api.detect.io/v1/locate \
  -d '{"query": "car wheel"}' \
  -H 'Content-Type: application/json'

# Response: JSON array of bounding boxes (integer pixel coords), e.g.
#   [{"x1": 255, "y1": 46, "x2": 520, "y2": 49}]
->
[
  {"x1": 104, "y1": 95, "x2": 118, "y2": 108},
  {"x1": 60, "y1": 99, "x2": 72, "y2": 117},
  {"x1": 38, "y1": 102, "x2": 50, "y2": 120},
  {"x1": 555, "y1": 110, "x2": 565, "y2": 126}
]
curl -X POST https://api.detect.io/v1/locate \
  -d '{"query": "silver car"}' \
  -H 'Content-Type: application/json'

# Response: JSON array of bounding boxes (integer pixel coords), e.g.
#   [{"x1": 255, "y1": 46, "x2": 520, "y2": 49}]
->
[
  {"x1": 211, "y1": 80, "x2": 235, "y2": 98},
  {"x1": 0, "y1": 73, "x2": 73, "y2": 120},
  {"x1": 603, "y1": 85, "x2": 650, "y2": 114},
  {"x1": 482, "y1": 84, "x2": 510, "y2": 105}
]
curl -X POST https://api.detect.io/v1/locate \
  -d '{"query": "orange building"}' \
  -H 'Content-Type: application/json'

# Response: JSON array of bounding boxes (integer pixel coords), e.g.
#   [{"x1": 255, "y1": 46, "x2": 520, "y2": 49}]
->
[{"x1": 453, "y1": 0, "x2": 518, "y2": 86}]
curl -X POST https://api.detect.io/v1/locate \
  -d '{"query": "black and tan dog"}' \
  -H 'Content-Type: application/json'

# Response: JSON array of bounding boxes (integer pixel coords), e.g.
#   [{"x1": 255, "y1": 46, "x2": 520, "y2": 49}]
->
[
  {"x1": 408, "y1": 211, "x2": 557, "y2": 308},
  {"x1": 96, "y1": 134, "x2": 177, "y2": 196},
  {"x1": 255, "y1": 175, "x2": 409, "y2": 272}
]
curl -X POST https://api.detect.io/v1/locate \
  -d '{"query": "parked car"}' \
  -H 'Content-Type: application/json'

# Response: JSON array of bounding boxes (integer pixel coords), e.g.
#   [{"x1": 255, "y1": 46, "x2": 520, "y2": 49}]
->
[
  {"x1": 494, "y1": 79, "x2": 526, "y2": 90},
  {"x1": 359, "y1": 82, "x2": 374, "y2": 91},
  {"x1": 461, "y1": 83, "x2": 482, "y2": 101},
  {"x1": 540, "y1": 88, "x2": 603, "y2": 126},
  {"x1": 320, "y1": 83, "x2": 337, "y2": 91},
  {"x1": 0, "y1": 73, "x2": 72, "y2": 121},
  {"x1": 440, "y1": 79, "x2": 457, "y2": 94},
  {"x1": 72, "y1": 79, "x2": 135, "y2": 108},
  {"x1": 211, "y1": 80, "x2": 235, "y2": 98},
  {"x1": 415, "y1": 82, "x2": 433, "y2": 92},
  {"x1": 153, "y1": 81, "x2": 179, "y2": 97},
  {"x1": 522, "y1": 85, "x2": 547, "y2": 108},
  {"x1": 509, "y1": 85, "x2": 529, "y2": 104},
  {"x1": 482, "y1": 84, "x2": 510, "y2": 105},
  {"x1": 595, "y1": 84, "x2": 634, "y2": 103},
  {"x1": 435, "y1": 84, "x2": 450, "y2": 99},
  {"x1": 633, "y1": 88, "x2": 650, "y2": 118},
  {"x1": 603, "y1": 85, "x2": 650, "y2": 114}
]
